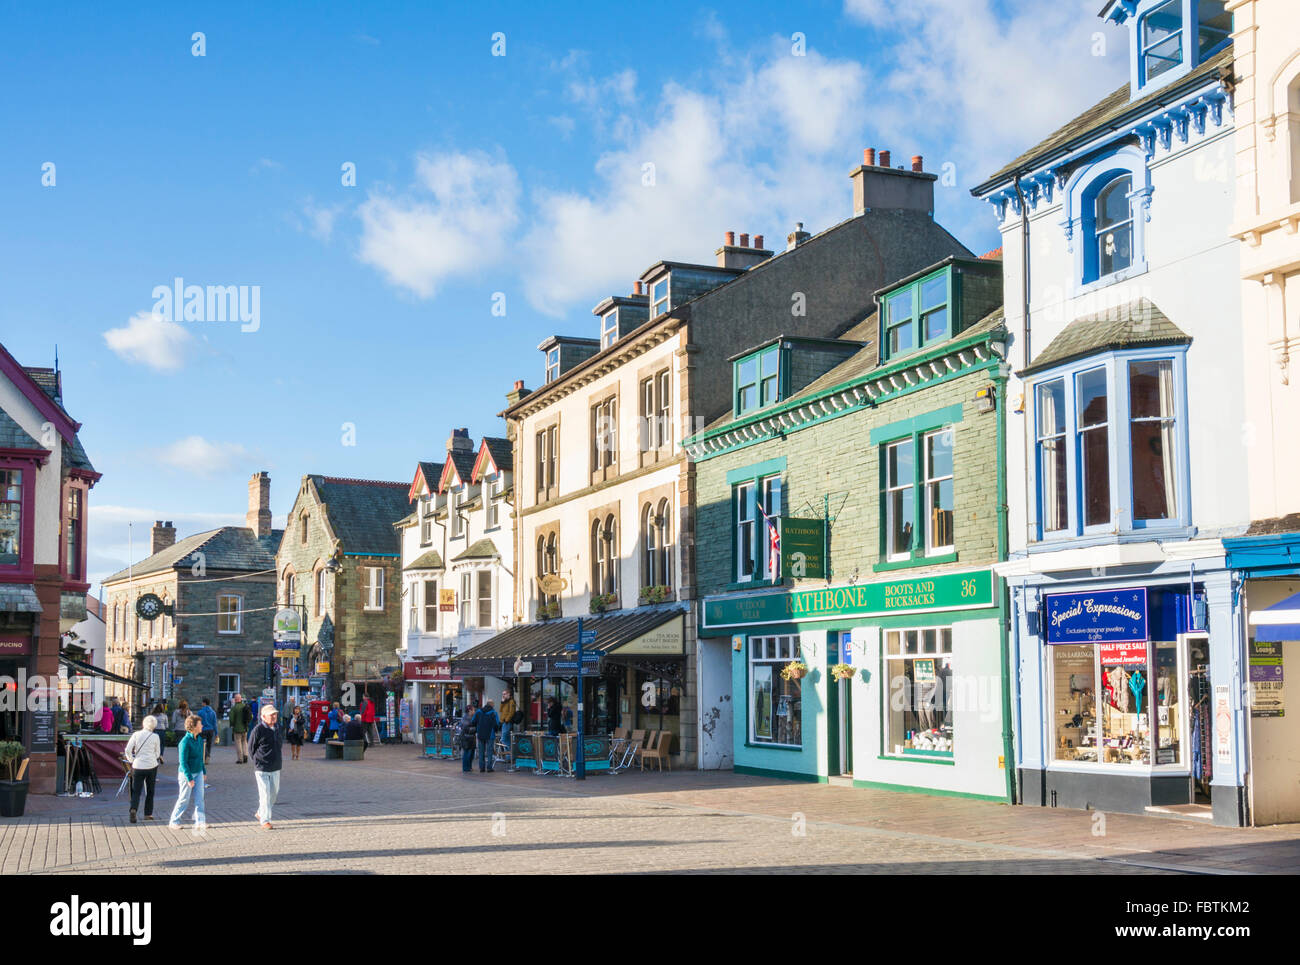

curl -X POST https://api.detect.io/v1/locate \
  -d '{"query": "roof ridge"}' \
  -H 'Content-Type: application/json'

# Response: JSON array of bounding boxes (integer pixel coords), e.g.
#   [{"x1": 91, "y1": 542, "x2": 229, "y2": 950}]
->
[{"x1": 317, "y1": 475, "x2": 408, "y2": 489}]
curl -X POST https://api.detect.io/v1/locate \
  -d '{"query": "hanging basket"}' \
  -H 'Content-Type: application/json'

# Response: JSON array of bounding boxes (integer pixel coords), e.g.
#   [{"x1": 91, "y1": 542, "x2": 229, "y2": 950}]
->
[
  {"x1": 830, "y1": 663, "x2": 857, "y2": 682},
  {"x1": 781, "y1": 661, "x2": 808, "y2": 682}
]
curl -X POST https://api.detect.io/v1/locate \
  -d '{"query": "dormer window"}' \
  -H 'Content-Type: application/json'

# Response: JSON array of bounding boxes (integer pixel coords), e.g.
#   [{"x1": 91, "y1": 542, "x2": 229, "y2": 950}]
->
[
  {"x1": 651, "y1": 279, "x2": 669, "y2": 317},
  {"x1": 734, "y1": 344, "x2": 781, "y2": 416},
  {"x1": 545, "y1": 347, "x2": 560, "y2": 383},
  {"x1": 880, "y1": 267, "x2": 953, "y2": 362},
  {"x1": 1141, "y1": 0, "x2": 1182, "y2": 84},
  {"x1": 601, "y1": 310, "x2": 618, "y2": 349},
  {"x1": 1196, "y1": 1, "x2": 1231, "y2": 61}
]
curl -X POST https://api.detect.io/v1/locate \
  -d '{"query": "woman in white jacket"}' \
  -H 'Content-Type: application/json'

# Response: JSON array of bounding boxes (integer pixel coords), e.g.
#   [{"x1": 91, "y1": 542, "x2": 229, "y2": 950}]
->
[{"x1": 124, "y1": 715, "x2": 163, "y2": 824}]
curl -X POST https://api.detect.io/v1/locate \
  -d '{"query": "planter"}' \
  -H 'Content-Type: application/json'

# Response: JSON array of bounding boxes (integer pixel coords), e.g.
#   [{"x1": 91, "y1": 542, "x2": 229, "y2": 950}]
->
[
  {"x1": 0, "y1": 780, "x2": 29, "y2": 818},
  {"x1": 781, "y1": 662, "x2": 808, "y2": 682}
]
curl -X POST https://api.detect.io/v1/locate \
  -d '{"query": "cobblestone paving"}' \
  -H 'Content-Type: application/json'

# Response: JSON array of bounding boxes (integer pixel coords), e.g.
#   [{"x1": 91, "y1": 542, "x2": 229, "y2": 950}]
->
[{"x1": 5, "y1": 744, "x2": 1298, "y2": 874}]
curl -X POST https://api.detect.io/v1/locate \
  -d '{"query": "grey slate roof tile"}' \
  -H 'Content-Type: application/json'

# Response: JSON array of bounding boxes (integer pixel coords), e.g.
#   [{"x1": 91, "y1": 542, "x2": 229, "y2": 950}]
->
[
  {"x1": 0, "y1": 411, "x2": 43, "y2": 451},
  {"x1": 103, "y1": 526, "x2": 282, "y2": 584},
  {"x1": 405, "y1": 550, "x2": 444, "y2": 571},
  {"x1": 312, "y1": 476, "x2": 412, "y2": 556},
  {"x1": 480, "y1": 437, "x2": 513, "y2": 474},
  {"x1": 1021, "y1": 298, "x2": 1189, "y2": 376},
  {"x1": 451, "y1": 538, "x2": 499, "y2": 562}
]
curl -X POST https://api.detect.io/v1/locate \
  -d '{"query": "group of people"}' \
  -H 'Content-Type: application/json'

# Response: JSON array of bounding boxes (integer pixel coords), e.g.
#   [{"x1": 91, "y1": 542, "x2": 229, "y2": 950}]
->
[
  {"x1": 324, "y1": 695, "x2": 381, "y2": 746},
  {"x1": 457, "y1": 689, "x2": 522, "y2": 773},
  {"x1": 121, "y1": 695, "x2": 295, "y2": 831}
]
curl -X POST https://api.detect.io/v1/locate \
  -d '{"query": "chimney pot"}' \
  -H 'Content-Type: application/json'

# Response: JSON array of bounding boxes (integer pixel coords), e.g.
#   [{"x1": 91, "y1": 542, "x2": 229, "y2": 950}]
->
[
  {"x1": 634, "y1": 280, "x2": 643, "y2": 295},
  {"x1": 739, "y1": 233, "x2": 750, "y2": 247},
  {"x1": 864, "y1": 148, "x2": 876, "y2": 166},
  {"x1": 514, "y1": 379, "x2": 524, "y2": 390},
  {"x1": 912, "y1": 155, "x2": 924, "y2": 173},
  {"x1": 725, "y1": 231, "x2": 735, "y2": 246},
  {"x1": 150, "y1": 520, "x2": 177, "y2": 556},
  {"x1": 754, "y1": 234, "x2": 764, "y2": 249},
  {"x1": 879, "y1": 150, "x2": 891, "y2": 168}
]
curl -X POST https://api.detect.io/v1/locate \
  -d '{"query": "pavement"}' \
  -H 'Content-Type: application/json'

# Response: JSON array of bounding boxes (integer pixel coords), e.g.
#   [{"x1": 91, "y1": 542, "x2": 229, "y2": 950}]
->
[{"x1": 4, "y1": 743, "x2": 1299, "y2": 874}]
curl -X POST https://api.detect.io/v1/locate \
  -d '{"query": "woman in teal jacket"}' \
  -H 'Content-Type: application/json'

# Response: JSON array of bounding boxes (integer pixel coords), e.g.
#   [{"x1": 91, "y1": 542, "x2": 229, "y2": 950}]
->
[{"x1": 168, "y1": 714, "x2": 207, "y2": 830}]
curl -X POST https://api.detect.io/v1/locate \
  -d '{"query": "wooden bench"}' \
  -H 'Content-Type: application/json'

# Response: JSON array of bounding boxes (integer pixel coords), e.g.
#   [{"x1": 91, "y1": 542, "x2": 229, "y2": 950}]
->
[{"x1": 325, "y1": 739, "x2": 366, "y2": 761}]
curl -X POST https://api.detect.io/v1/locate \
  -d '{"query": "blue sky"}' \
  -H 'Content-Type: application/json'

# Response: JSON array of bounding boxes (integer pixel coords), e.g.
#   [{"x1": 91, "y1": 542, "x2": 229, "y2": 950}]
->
[{"x1": 0, "y1": 0, "x2": 1128, "y2": 590}]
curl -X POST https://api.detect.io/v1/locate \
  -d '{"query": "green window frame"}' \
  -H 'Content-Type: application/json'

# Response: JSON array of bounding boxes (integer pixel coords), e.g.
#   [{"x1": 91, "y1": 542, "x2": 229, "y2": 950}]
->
[
  {"x1": 880, "y1": 267, "x2": 954, "y2": 362},
  {"x1": 734, "y1": 344, "x2": 783, "y2": 416},
  {"x1": 875, "y1": 423, "x2": 958, "y2": 570}
]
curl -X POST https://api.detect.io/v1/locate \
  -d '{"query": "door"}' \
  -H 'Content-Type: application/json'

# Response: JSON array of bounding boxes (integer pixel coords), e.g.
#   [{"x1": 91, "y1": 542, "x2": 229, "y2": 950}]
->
[{"x1": 838, "y1": 677, "x2": 853, "y2": 776}]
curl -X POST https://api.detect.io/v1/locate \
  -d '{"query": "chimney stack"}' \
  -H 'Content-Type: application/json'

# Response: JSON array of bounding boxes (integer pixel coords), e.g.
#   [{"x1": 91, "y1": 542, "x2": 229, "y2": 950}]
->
[
  {"x1": 850, "y1": 147, "x2": 937, "y2": 216},
  {"x1": 912, "y1": 155, "x2": 924, "y2": 172},
  {"x1": 246, "y1": 471, "x2": 272, "y2": 539},
  {"x1": 151, "y1": 520, "x2": 176, "y2": 555},
  {"x1": 786, "y1": 222, "x2": 812, "y2": 251},
  {"x1": 739, "y1": 233, "x2": 750, "y2": 247},
  {"x1": 716, "y1": 229, "x2": 774, "y2": 269},
  {"x1": 506, "y1": 380, "x2": 530, "y2": 405},
  {"x1": 447, "y1": 427, "x2": 473, "y2": 453},
  {"x1": 633, "y1": 280, "x2": 643, "y2": 296},
  {"x1": 754, "y1": 234, "x2": 764, "y2": 249},
  {"x1": 725, "y1": 231, "x2": 735, "y2": 245},
  {"x1": 864, "y1": 148, "x2": 877, "y2": 166}
]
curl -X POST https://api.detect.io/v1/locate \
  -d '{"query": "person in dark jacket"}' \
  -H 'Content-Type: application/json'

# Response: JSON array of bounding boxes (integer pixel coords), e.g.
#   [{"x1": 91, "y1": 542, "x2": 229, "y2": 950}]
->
[
  {"x1": 228, "y1": 693, "x2": 253, "y2": 763},
  {"x1": 197, "y1": 698, "x2": 218, "y2": 763},
  {"x1": 471, "y1": 700, "x2": 500, "y2": 773},
  {"x1": 248, "y1": 704, "x2": 283, "y2": 830},
  {"x1": 459, "y1": 703, "x2": 478, "y2": 773},
  {"x1": 546, "y1": 698, "x2": 563, "y2": 736},
  {"x1": 343, "y1": 714, "x2": 367, "y2": 744},
  {"x1": 286, "y1": 704, "x2": 306, "y2": 761}
]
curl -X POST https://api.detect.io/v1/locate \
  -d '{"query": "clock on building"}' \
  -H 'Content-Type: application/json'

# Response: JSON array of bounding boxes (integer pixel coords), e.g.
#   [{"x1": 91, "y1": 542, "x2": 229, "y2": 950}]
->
[{"x1": 135, "y1": 593, "x2": 165, "y2": 622}]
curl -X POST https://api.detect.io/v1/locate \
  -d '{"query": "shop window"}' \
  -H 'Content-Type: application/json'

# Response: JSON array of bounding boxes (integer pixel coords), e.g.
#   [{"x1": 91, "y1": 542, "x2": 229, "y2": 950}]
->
[
  {"x1": 880, "y1": 427, "x2": 956, "y2": 563},
  {"x1": 636, "y1": 670, "x2": 680, "y2": 745},
  {"x1": 735, "y1": 475, "x2": 781, "y2": 583},
  {"x1": 1031, "y1": 351, "x2": 1185, "y2": 540},
  {"x1": 217, "y1": 674, "x2": 240, "y2": 719},
  {"x1": 0, "y1": 469, "x2": 23, "y2": 566},
  {"x1": 749, "y1": 635, "x2": 802, "y2": 747},
  {"x1": 884, "y1": 628, "x2": 954, "y2": 758}
]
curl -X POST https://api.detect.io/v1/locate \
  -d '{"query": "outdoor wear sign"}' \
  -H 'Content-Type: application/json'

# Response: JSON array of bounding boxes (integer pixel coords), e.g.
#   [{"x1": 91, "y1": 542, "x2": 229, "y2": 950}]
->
[
  {"x1": 701, "y1": 569, "x2": 993, "y2": 630},
  {"x1": 1044, "y1": 588, "x2": 1148, "y2": 645},
  {"x1": 780, "y1": 518, "x2": 825, "y2": 579},
  {"x1": 1249, "y1": 640, "x2": 1285, "y2": 718}
]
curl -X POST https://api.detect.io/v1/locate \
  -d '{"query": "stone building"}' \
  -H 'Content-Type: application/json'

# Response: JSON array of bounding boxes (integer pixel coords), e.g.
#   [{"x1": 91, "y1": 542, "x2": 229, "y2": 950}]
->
[
  {"x1": 456, "y1": 148, "x2": 976, "y2": 768},
  {"x1": 102, "y1": 472, "x2": 281, "y2": 721},
  {"x1": 685, "y1": 255, "x2": 1012, "y2": 799},
  {"x1": 0, "y1": 344, "x2": 100, "y2": 794},
  {"x1": 276, "y1": 474, "x2": 412, "y2": 705}
]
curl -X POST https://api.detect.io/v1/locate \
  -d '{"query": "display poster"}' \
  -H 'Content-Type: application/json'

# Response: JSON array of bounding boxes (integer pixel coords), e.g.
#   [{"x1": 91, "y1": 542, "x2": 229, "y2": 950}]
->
[
  {"x1": 1249, "y1": 640, "x2": 1285, "y2": 718},
  {"x1": 1098, "y1": 641, "x2": 1148, "y2": 665},
  {"x1": 30, "y1": 710, "x2": 56, "y2": 752},
  {"x1": 1214, "y1": 684, "x2": 1233, "y2": 766},
  {"x1": 754, "y1": 665, "x2": 772, "y2": 740}
]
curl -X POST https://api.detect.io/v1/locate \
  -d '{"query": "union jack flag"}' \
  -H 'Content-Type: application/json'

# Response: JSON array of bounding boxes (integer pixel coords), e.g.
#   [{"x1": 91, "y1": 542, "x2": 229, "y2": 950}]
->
[{"x1": 758, "y1": 504, "x2": 780, "y2": 580}]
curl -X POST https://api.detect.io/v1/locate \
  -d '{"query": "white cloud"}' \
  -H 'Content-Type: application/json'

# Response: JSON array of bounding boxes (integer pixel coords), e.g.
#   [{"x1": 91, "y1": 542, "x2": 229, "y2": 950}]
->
[
  {"x1": 103, "y1": 311, "x2": 195, "y2": 371},
  {"x1": 251, "y1": 157, "x2": 284, "y2": 175},
  {"x1": 156, "y1": 436, "x2": 251, "y2": 476},
  {"x1": 356, "y1": 151, "x2": 521, "y2": 298},
  {"x1": 301, "y1": 199, "x2": 345, "y2": 241}
]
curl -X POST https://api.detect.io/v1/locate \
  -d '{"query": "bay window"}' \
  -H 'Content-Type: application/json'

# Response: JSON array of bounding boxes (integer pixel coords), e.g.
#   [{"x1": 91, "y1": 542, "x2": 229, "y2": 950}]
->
[
  {"x1": 65, "y1": 487, "x2": 83, "y2": 579},
  {"x1": 423, "y1": 579, "x2": 438, "y2": 632},
  {"x1": 477, "y1": 569, "x2": 493, "y2": 627},
  {"x1": 749, "y1": 635, "x2": 802, "y2": 747},
  {"x1": 1031, "y1": 351, "x2": 1186, "y2": 540}
]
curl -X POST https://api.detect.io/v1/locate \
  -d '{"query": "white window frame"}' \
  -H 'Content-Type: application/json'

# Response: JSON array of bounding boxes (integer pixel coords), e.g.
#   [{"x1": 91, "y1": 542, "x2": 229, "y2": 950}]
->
[
  {"x1": 316, "y1": 567, "x2": 328, "y2": 617},
  {"x1": 477, "y1": 569, "x2": 493, "y2": 628},
  {"x1": 364, "y1": 566, "x2": 385, "y2": 611},
  {"x1": 485, "y1": 475, "x2": 500, "y2": 529},
  {"x1": 450, "y1": 488, "x2": 464, "y2": 539},
  {"x1": 885, "y1": 439, "x2": 914, "y2": 562},
  {"x1": 217, "y1": 594, "x2": 242, "y2": 634},
  {"x1": 423, "y1": 578, "x2": 438, "y2": 633},
  {"x1": 601, "y1": 309, "x2": 618, "y2": 349},
  {"x1": 421, "y1": 495, "x2": 435, "y2": 545},
  {"x1": 748, "y1": 634, "x2": 802, "y2": 747},
  {"x1": 545, "y1": 347, "x2": 560, "y2": 383},
  {"x1": 882, "y1": 626, "x2": 955, "y2": 760},
  {"x1": 217, "y1": 674, "x2": 240, "y2": 717},
  {"x1": 651, "y1": 278, "x2": 669, "y2": 317},
  {"x1": 656, "y1": 369, "x2": 671, "y2": 449},
  {"x1": 460, "y1": 571, "x2": 473, "y2": 626},
  {"x1": 923, "y1": 428, "x2": 955, "y2": 556}
]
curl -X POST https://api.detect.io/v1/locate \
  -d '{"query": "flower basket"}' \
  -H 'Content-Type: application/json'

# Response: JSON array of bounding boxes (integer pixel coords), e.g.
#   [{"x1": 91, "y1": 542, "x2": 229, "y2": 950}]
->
[
  {"x1": 589, "y1": 593, "x2": 618, "y2": 614},
  {"x1": 538, "y1": 602, "x2": 561, "y2": 621},
  {"x1": 638, "y1": 584, "x2": 672, "y2": 606},
  {"x1": 780, "y1": 661, "x2": 808, "y2": 682},
  {"x1": 830, "y1": 663, "x2": 857, "y2": 682}
]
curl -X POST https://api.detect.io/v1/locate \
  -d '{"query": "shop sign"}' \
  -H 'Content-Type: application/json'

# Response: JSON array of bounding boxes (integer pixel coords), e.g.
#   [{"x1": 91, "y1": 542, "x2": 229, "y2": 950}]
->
[
  {"x1": 403, "y1": 661, "x2": 455, "y2": 682},
  {"x1": 282, "y1": 678, "x2": 310, "y2": 687},
  {"x1": 273, "y1": 608, "x2": 302, "y2": 642},
  {"x1": 616, "y1": 615, "x2": 684, "y2": 655},
  {"x1": 1098, "y1": 642, "x2": 1147, "y2": 665},
  {"x1": 1249, "y1": 640, "x2": 1285, "y2": 718},
  {"x1": 315, "y1": 662, "x2": 330, "y2": 674},
  {"x1": 273, "y1": 649, "x2": 300, "y2": 659},
  {"x1": 0, "y1": 636, "x2": 32, "y2": 656},
  {"x1": 701, "y1": 569, "x2": 994, "y2": 630},
  {"x1": 1044, "y1": 588, "x2": 1147, "y2": 645},
  {"x1": 840, "y1": 631, "x2": 853, "y2": 665},
  {"x1": 781, "y1": 518, "x2": 825, "y2": 579},
  {"x1": 439, "y1": 588, "x2": 457, "y2": 612},
  {"x1": 514, "y1": 659, "x2": 532, "y2": 674}
]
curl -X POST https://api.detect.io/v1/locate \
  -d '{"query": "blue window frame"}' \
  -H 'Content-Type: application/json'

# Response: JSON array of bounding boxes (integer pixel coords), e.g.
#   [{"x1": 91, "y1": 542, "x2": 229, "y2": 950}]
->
[
  {"x1": 1065, "y1": 147, "x2": 1151, "y2": 292},
  {"x1": 734, "y1": 344, "x2": 782, "y2": 416},
  {"x1": 1131, "y1": 0, "x2": 1231, "y2": 95},
  {"x1": 880, "y1": 267, "x2": 953, "y2": 362},
  {"x1": 1141, "y1": 0, "x2": 1183, "y2": 84},
  {"x1": 1030, "y1": 349, "x2": 1189, "y2": 543}
]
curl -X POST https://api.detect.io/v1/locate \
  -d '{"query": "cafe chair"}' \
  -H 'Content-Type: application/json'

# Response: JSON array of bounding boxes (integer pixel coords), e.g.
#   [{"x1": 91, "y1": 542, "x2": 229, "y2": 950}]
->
[{"x1": 640, "y1": 731, "x2": 672, "y2": 771}]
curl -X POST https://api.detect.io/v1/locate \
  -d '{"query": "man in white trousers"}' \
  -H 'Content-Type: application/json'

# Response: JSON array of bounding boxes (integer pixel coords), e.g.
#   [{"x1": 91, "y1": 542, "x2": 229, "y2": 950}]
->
[{"x1": 247, "y1": 703, "x2": 284, "y2": 830}]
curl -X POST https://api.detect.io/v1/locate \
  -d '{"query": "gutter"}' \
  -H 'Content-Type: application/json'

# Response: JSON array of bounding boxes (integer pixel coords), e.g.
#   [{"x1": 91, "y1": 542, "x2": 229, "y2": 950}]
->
[{"x1": 993, "y1": 367, "x2": 1016, "y2": 805}]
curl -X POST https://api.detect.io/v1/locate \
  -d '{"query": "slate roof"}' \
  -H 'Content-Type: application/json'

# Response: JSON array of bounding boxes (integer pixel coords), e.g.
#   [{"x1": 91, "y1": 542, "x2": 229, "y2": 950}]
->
[
  {"x1": 0, "y1": 584, "x2": 43, "y2": 613},
  {"x1": 312, "y1": 475, "x2": 412, "y2": 556},
  {"x1": 103, "y1": 526, "x2": 283, "y2": 584},
  {"x1": 62, "y1": 435, "x2": 97, "y2": 475},
  {"x1": 405, "y1": 550, "x2": 444, "y2": 571},
  {"x1": 451, "y1": 605, "x2": 686, "y2": 674},
  {"x1": 441, "y1": 449, "x2": 477, "y2": 490},
  {"x1": 0, "y1": 410, "x2": 43, "y2": 450},
  {"x1": 977, "y1": 47, "x2": 1233, "y2": 191},
  {"x1": 451, "y1": 538, "x2": 499, "y2": 563},
  {"x1": 480, "y1": 437, "x2": 513, "y2": 474},
  {"x1": 415, "y1": 461, "x2": 443, "y2": 494},
  {"x1": 18, "y1": 365, "x2": 98, "y2": 476},
  {"x1": 1020, "y1": 298, "x2": 1189, "y2": 376}
]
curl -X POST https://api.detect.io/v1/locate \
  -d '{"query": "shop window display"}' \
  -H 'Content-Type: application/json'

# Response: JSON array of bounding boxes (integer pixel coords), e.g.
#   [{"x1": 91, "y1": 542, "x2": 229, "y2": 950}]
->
[
  {"x1": 749, "y1": 635, "x2": 802, "y2": 747},
  {"x1": 884, "y1": 627, "x2": 954, "y2": 757}
]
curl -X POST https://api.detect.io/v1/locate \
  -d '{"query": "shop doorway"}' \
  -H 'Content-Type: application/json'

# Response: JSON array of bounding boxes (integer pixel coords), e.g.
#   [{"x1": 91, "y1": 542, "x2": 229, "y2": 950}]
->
[
  {"x1": 0, "y1": 658, "x2": 22, "y2": 742},
  {"x1": 836, "y1": 678, "x2": 853, "y2": 777},
  {"x1": 1184, "y1": 635, "x2": 1211, "y2": 804}
]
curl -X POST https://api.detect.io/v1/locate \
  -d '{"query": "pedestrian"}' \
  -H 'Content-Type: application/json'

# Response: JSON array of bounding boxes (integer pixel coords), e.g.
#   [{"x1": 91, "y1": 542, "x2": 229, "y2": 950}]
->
[
  {"x1": 343, "y1": 713, "x2": 367, "y2": 746},
  {"x1": 111, "y1": 696, "x2": 131, "y2": 734},
  {"x1": 170, "y1": 700, "x2": 189, "y2": 743},
  {"x1": 286, "y1": 704, "x2": 306, "y2": 761},
  {"x1": 168, "y1": 714, "x2": 206, "y2": 831},
  {"x1": 98, "y1": 699, "x2": 115, "y2": 734},
  {"x1": 546, "y1": 697, "x2": 563, "y2": 736},
  {"x1": 124, "y1": 714, "x2": 163, "y2": 824},
  {"x1": 499, "y1": 689, "x2": 517, "y2": 756},
  {"x1": 248, "y1": 703, "x2": 284, "y2": 830},
  {"x1": 472, "y1": 699, "x2": 500, "y2": 773},
  {"x1": 360, "y1": 693, "x2": 380, "y2": 746},
  {"x1": 228, "y1": 693, "x2": 253, "y2": 764},
  {"x1": 197, "y1": 698, "x2": 218, "y2": 763},
  {"x1": 459, "y1": 703, "x2": 478, "y2": 772},
  {"x1": 327, "y1": 702, "x2": 343, "y2": 741}
]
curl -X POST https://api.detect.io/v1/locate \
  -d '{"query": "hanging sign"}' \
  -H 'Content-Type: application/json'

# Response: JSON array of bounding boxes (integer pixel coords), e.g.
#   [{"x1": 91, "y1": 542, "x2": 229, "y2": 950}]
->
[
  {"x1": 781, "y1": 518, "x2": 826, "y2": 579},
  {"x1": 439, "y1": 588, "x2": 457, "y2": 612},
  {"x1": 273, "y1": 608, "x2": 302, "y2": 643},
  {"x1": 1044, "y1": 588, "x2": 1148, "y2": 645},
  {"x1": 0, "y1": 635, "x2": 33, "y2": 655}
]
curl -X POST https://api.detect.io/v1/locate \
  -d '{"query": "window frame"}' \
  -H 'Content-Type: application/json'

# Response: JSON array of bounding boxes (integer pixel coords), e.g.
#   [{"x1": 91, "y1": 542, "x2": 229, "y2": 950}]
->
[
  {"x1": 216, "y1": 594, "x2": 243, "y2": 635},
  {"x1": 460, "y1": 571, "x2": 473, "y2": 626},
  {"x1": 651, "y1": 278, "x2": 669, "y2": 318},
  {"x1": 1140, "y1": 0, "x2": 1184, "y2": 85},
  {"x1": 733, "y1": 475, "x2": 782, "y2": 584},
  {"x1": 1029, "y1": 348, "x2": 1190, "y2": 545},
  {"x1": 601, "y1": 309, "x2": 619, "y2": 349},
  {"x1": 878, "y1": 267, "x2": 954, "y2": 363},
  {"x1": 590, "y1": 395, "x2": 618, "y2": 476},
  {"x1": 1064, "y1": 148, "x2": 1151, "y2": 294},
  {"x1": 422, "y1": 578, "x2": 439, "y2": 632},
  {"x1": 733, "y1": 344, "x2": 783, "y2": 417},
  {"x1": 420, "y1": 495, "x2": 435, "y2": 545},
  {"x1": 545, "y1": 347, "x2": 560, "y2": 383},
  {"x1": 0, "y1": 462, "x2": 35, "y2": 575},
  {"x1": 316, "y1": 567, "x2": 328, "y2": 617},
  {"x1": 747, "y1": 634, "x2": 803, "y2": 748},
  {"x1": 476, "y1": 568, "x2": 493, "y2": 628},
  {"x1": 363, "y1": 566, "x2": 385, "y2": 611},
  {"x1": 877, "y1": 426, "x2": 957, "y2": 566},
  {"x1": 882, "y1": 626, "x2": 955, "y2": 761}
]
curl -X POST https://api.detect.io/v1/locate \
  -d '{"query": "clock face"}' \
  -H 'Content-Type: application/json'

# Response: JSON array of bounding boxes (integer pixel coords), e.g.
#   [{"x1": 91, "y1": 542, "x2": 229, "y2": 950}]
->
[{"x1": 136, "y1": 593, "x2": 164, "y2": 621}]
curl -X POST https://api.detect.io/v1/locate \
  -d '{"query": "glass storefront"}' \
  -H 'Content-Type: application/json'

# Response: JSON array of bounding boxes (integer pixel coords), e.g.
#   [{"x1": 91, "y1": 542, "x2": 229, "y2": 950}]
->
[{"x1": 884, "y1": 627, "x2": 954, "y2": 757}]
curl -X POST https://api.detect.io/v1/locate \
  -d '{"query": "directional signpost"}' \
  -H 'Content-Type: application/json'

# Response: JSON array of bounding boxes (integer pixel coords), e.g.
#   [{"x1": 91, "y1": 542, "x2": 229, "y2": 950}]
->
[{"x1": 574, "y1": 619, "x2": 597, "y2": 780}]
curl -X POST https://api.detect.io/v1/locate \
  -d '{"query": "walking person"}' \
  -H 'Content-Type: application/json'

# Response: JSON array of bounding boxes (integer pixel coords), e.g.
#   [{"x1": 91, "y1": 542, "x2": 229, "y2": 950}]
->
[
  {"x1": 111, "y1": 696, "x2": 131, "y2": 734},
  {"x1": 286, "y1": 704, "x2": 306, "y2": 761},
  {"x1": 197, "y1": 698, "x2": 218, "y2": 763},
  {"x1": 168, "y1": 715, "x2": 207, "y2": 831},
  {"x1": 327, "y1": 702, "x2": 343, "y2": 742},
  {"x1": 170, "y1": 700, "x2": 189, "y2": 743},
  {"x1": 228, "y1": 693, "x2": 252, "y2": 763},
  {"x1": 360, "y1": 693, "x2": 380, "y2": 746},
  {"x1": 125, "y1": 715, "x2": 163, "y2": 824},
  {"x1": 499, "y1": 689, "x2": 517, "y2": 759},
  {"x1": 459, "y1": 703, "x2": 478, "y2": 773},
  {"x1": 546, "y1": 697, "x2": 563, "y2": 736},
  {"x1": 472, "y1": 700, "x2": 500, "y2": 773},
  {"x1": 248, "y1": 703, "x2": 284, "y2": 830}
]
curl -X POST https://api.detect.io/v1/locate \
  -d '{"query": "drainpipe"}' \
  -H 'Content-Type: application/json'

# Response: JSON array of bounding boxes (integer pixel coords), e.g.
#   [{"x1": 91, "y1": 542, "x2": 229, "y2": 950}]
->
[{"x1": 993, "y1": 366, "x2": 1016, "y2": 805}]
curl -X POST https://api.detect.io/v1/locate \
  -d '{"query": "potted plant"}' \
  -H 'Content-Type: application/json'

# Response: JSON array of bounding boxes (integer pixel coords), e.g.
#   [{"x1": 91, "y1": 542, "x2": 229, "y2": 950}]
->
[
  {"x1": 589, "y1": 593, "x2": 618, "y2": 614},
  {"x1": 0, "y1": 741, "x2": 29, "y2": 818},
  {"x1": 538, "y1": 601, "x2": 561, "y2": 621},
  {"x1": 830, "y1": 663, "x2": 857, "y2": 682},
  {"x1": 780, "y1": 660, "x2": 808, "y2": 682},
  {"x1": 638, "y1": 584, "x2": 672, "y2": 606}
]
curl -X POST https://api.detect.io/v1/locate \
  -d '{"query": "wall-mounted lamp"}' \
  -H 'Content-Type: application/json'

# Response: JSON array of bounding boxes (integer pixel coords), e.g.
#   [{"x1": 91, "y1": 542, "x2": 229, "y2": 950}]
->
[{"x1": 975, "y1": 385, "x2": 996, "y2": 414}]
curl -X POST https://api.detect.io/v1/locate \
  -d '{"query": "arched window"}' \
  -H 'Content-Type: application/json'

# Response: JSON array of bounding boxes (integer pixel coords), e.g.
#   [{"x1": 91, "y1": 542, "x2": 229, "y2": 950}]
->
[
  {"x1": 591, "y1": 520, "x2": 604, "y2": 593},
  {"x1": 656, "y1": 498, "x2": 672, "y2": 587},
  {"x1": 592, "y1": 516, "x2": 618, "y2": 597},
  {"x1": 1064, "y1": 147, "x2": 1150, "y2": 290},
  {"x1": 300, "y1": 513, "x2": 309, "y2": 545},
  {"x1": 537, "y1": 533, "x2": 560, "y2": 616},
  {"x1": 316, "y1": 566, "x2": 328, "y2": 617},
  {"x1": 641, "y1": 500, "x2": 673, "y2": 589},
  {"x1": 284, "y1": 569, "x2": 296, "y2": 607},
  {"x1": 1094, "y1": 175, "x2": 1134, "y2": 279}
]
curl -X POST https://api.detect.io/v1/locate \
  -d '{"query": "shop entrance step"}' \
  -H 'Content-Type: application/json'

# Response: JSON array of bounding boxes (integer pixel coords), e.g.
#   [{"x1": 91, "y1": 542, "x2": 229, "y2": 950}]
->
[
  {"x1": 1144, "y1": 804, "x2": 1213, "y2": 821},
  {"x1": 827, "y1": 775, "x2": 854, "y2": 788}
]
